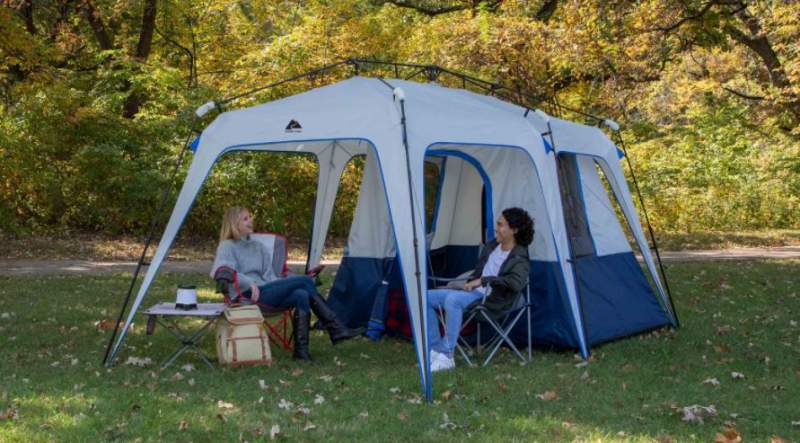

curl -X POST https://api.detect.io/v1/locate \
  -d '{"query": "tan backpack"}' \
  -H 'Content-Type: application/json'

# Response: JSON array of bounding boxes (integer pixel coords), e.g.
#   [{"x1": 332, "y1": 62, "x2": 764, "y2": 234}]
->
[{"x1": 216, "y1": 304, "x2": 272, "y2": 367}]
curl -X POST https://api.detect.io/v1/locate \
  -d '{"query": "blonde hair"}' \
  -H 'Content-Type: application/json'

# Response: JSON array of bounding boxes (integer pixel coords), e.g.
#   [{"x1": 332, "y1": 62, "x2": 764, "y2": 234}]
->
[{"x1": 219, "y1": 207, "x2": 250, "y2": 241}]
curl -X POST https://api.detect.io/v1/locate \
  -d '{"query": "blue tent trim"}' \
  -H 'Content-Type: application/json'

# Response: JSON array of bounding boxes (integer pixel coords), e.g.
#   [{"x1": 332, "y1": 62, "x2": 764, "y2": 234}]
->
[
  {"x1": 542, "y1": 137, "x2": 554, "y2": 154},
  {"x1": 189, "y1": 136, "x2": 201, "y2": 152}
]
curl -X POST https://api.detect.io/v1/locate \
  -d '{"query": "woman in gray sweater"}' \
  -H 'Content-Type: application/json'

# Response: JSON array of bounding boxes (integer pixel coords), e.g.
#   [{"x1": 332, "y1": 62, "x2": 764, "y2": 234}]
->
[{"x1": 211, "y1": 207, "x2": 360, "y2": 361}]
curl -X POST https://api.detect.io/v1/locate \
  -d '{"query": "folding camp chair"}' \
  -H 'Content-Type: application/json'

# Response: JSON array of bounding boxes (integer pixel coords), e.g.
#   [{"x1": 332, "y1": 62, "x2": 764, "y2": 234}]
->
[
  {"x1": 215, "y1": 233, "x2": 293, "y2": 351},
  {"x1": 456, "y1": 286, "x2": 533, "y2": 366},
  {"x1": 432, "y1": 277, "x2": 533, "y2": 367}
]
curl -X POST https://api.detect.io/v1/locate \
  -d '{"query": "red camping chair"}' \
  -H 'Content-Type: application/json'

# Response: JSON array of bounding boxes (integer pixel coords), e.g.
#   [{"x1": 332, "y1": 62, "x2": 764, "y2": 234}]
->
[{"x1": 214, "y1": 233, "x2": 293, "y2": 351}]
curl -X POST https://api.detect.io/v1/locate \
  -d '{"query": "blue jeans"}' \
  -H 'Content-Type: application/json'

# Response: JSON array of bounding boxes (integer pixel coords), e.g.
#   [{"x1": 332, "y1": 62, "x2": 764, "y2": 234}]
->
[
  {"x1": 240, "y1": 275, "x2": 315, "y2": 313},
  {"x1": 427, "y1": 288, "x2": 483, "y2": 358}
]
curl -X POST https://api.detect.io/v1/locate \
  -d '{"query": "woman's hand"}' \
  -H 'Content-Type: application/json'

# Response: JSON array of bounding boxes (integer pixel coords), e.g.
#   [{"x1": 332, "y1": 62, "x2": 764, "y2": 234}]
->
[
  {"x1": 464, "y1": 279, "x2": 482, "y2": 291},
  {"x1": 250, "y1": 284, "x2": 260, "y2": 302}
]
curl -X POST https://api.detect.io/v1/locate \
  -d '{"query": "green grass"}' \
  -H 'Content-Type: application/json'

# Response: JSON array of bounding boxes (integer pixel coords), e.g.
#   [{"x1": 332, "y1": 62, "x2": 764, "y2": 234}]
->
[{"x1": 1, "y1": 261, "x2": 799, "y2": 442}]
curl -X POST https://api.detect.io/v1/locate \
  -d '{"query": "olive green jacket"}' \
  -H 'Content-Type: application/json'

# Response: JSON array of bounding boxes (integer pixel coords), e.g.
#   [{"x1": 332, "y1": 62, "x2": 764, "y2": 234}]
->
[{"x1": 468, "y1": 239, "x2": 530, "y2": 316}]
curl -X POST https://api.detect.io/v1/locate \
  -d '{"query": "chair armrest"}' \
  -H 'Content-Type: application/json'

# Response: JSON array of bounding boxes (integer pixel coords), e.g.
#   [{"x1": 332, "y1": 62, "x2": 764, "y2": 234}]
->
[
  {"x1": 428, "y1": 275, "x2": 469, "y2": 283},
  {"x1": 306, "y1": 264, "x2": 325, "y2": 278}
]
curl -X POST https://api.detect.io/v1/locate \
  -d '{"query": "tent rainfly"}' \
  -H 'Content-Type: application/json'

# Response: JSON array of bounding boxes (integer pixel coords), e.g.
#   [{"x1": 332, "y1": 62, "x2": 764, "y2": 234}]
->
[{"x1": 106, "y1": 75, "x2": 677, "y2": 401}]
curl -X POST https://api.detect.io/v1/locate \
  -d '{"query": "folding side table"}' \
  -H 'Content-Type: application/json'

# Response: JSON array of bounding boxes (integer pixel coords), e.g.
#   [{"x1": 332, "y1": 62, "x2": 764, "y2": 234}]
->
[{"x1": 143, "y1": 302, "x2": 225, "y2": 370}]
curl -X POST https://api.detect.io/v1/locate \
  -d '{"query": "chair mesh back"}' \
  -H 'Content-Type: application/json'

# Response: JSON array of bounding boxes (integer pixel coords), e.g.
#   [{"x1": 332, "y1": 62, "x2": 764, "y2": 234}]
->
[
  {"x1": 250, "y1": 233, "x2": 289, "y2": 278},
  {"x1": 272, "y1": 236, "x2": 287, "y2": 277}
]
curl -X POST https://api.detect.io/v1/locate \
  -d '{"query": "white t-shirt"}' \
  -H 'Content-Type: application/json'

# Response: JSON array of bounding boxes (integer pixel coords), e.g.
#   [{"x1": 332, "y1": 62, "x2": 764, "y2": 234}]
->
[{"x1": 477, "y1": 245, "x2": 511, "y2": 295}]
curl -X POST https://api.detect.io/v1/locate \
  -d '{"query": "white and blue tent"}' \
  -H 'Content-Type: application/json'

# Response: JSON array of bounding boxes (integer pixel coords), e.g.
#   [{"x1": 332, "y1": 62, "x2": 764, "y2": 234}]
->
[{"x1": 107, "y1": 74, "x2": 677, "y2": 400}]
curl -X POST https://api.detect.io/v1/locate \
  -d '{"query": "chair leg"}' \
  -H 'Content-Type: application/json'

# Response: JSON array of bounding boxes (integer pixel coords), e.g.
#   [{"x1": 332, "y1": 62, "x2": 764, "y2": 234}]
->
[
  {"x1": 480, "y1": 311, "x2": 527, "y2": 366},
  {"x1": 526, "y1": 287, "x2": 532, "y2": 362}
]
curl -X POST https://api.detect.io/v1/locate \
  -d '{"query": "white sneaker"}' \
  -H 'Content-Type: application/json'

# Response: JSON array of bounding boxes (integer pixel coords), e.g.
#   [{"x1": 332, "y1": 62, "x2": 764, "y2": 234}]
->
[
  {"x1": 430, "y1": 350, "x2": 446, "y2": 365},
  {"x1": 430, "y1": 352, "x2": 455, "y2": 372}
]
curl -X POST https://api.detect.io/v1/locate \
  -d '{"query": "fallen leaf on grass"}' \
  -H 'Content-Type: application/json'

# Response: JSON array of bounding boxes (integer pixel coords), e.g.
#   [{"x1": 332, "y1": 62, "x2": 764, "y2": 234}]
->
[
  {"x1": 731, "y1": 372, "x2": 745, "y2": 380},
  {"x1": 0, "y1": 407, "x2": 19, "y2": 421},
  {"x1": 714, "y1": 344, "x2": 731, "y2": 354},
  {"x1": 440, "y1": 390, "x2": 453, "y2": 401},
  {"x1": 406, "y1": 395, "x2": 422, "y2": 404},
  {"x1": 269, "y1": 424, "x2": 280, "y2": 440},
  {"x1": 124, "y1": 357, "x2": 152, "y2": 367},
  {"x1": 180, "y1": 364, "x2": 194, "y2": 372},
  {"x1": 536, "y1": 390, "x2": 558, "y2": 401},
  {"x1": 703, "y1": 377, "x2": 721, "y2": 386},
  {"x1": 713, "y1": 427, "x2": 741, "y2": 443},
  {"x1": 389, "y1": 387, "x2": 401, "y2": 394},
  {"x1": 770, "y1": 437, "x2": 789, "y2": 443},
  {"x1": 792, "y1": 420, "x2": 800, "y2": 427},
  {"x1": 397, "y1": 411, "x2": 408, "y2": 421},
  {"x1": 439, "y1": 412, "x2": 457, "y2": 430},
  {"x1": 217, "y1": 400, "x2": 234, "y2": 410},
  {"x1": 655, "y1": 434, "x2": 675, "y2": 443},
  {"x1": 277, "y1": 399, "x2": 293, "y2": 410},
  {"x1": 259, "y1": 379, "x2": 268, "y2": 390},
  {"x1": 188, "y1": 378, "x2": 195, "y2": 387},
  {"x1": 496, "y1": 380, "x2": 508, "y2": 392},
  {"x1": 291, "y1": 368, "x2": 304, "y2": 377},
  {"x1": 302, "y1": 421, "x2": 316, "y2": 432},
  {"x1": 680, "y1": 404, "x2": 717, "y2": 424},
  {"x1": 313, "y1": 394, "x2": 325, "y2": 405},
  {"x1": 319, "y1": 375, "x2": 333, "y2": 382},
  {"x1": 178, "y1": 420, "x2": 188, "y2": 431},
  {"x1": 359, "y1": 411, "x2": 369, "y2": 418},
  {"x1": 171, "y1": 372, "x2": 184, "y2": 381}
]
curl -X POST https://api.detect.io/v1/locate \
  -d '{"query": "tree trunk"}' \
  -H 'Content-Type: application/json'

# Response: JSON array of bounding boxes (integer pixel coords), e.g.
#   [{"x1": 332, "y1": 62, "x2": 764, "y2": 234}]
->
[
  {"x1": 83, "y1": 0, "x2": 114, "y2": 50},
  {"x1": 122, "y1": 0, "x2": 157, "y2": 119}
]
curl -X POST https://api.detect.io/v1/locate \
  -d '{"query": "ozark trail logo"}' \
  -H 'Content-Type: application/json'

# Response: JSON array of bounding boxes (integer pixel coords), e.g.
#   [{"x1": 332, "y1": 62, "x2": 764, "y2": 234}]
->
[{"x1": 285, "y1": 119, "x2": 302, "y2": 133}]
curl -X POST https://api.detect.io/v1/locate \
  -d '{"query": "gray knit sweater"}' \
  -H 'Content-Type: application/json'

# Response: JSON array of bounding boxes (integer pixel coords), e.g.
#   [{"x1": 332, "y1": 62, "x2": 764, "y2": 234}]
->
[{"x1": 210, "y1": 236, "x2": 279, "y2": 291}]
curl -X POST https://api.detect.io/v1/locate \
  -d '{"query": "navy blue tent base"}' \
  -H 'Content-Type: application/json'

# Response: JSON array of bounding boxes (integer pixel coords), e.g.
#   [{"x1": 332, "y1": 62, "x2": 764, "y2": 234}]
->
[{"x1": 326, "y1": 249, "x2": 671, "y2": 351}]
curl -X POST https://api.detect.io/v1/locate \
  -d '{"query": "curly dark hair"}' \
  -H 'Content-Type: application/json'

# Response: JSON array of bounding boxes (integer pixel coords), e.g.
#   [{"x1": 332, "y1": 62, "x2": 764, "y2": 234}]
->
[{"x1": 502, "y1": 207, "x2": 535, "y2": 247}]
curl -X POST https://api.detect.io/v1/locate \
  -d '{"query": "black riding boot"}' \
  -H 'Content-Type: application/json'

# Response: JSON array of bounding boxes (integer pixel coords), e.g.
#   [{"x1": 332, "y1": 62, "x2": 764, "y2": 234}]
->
[
  {"x1": 308, "y1": 293, "x2": 363, "y2": 345},
  {"x1": 292, "y1": 309, "x2": 312, "y2": 361}
]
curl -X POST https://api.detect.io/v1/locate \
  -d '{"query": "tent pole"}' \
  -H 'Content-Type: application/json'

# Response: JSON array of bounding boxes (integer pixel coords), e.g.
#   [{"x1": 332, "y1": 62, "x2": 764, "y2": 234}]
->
[
  {"x1": 396, "y1": 91, "x2": 431, "y2": 402},
  {"x1": 613, "y1": 132, "x2": 680, "y2": 328},
  {"x1": 102, "y1": 132, "x2": 194, "y2": 366},
  {"x1": 220, "y1": 60, "x2": 349, "y2": 106},
  {"x1": 304, "y1": 152, "x2": 321, "y2": 275}
]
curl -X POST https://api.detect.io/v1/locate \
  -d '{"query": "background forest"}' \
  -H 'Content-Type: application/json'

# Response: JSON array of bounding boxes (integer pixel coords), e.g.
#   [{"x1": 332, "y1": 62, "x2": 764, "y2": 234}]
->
[{"x1": 1, "y1": 0, "x2": 798, "y2": 241}]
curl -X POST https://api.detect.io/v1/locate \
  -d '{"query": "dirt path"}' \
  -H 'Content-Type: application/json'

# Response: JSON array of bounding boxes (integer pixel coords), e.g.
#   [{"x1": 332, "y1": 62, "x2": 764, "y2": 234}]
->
[{"x1": 1, "y1": 246, "x2": 799, "y2": 277}]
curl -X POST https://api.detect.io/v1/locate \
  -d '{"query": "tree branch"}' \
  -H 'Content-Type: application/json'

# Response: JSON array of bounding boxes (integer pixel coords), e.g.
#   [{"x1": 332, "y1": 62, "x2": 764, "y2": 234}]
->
[
  {"x1": 155, "y1": 25, "x2": 195, "y2": 86},
  {"x1": 379, "y1": 0, "x2": 466, "y2": 16},
  {"x1": 650, "y1": 0, "x2": 719, "y2": 33},
  {"x1": 722, "y1": 86, "x2": 764, "y2": 100}
]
